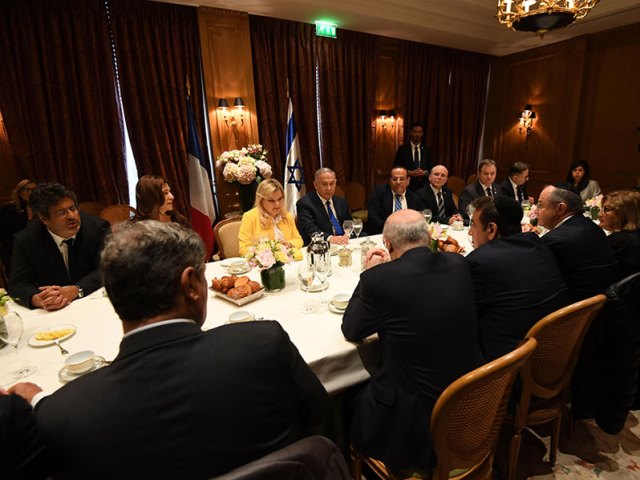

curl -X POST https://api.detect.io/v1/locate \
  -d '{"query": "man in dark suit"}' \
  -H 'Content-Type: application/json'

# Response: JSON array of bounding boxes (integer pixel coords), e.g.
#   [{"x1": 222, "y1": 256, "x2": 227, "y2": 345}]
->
[
  {"x1": 16, "y1": 221, "x2": 328, "y2": 479},
  {"x1": 417, "y1": 164, "x2": 462, "y2": 225},
  {"x1": 342, "y1": 209, "x2": 484, "y2": 476},
  {"x1": 459, "y1": 159, "x2": 502, "y2": 224},
  {"x1": 8, "y1": 183, "x2": 110, "y2": 310},
  {"x1": 466, "y1": 196, "x2": 570, "y2": 360},
  {"x1": 538, "y1": 185, "x2": 619, "y2": 302},
  {"x1": 393, "y1": 121, "x2": 433, "y2": 192},
  {"x1": 499, "y1": 161, "x2": 534, "y2": 204},
  {"x1": 367, "y1": 166, "x2": 424, "y2": 234},
  {"x1": 296, "y1": 168, "x2": 352, "y2": 245}
]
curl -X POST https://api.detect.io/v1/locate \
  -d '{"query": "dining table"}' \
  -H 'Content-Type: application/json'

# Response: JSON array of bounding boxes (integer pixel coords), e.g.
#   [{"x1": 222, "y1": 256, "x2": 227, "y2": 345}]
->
[{"x1": 0, "y1": 227, "x2": 474, "y2": 396}]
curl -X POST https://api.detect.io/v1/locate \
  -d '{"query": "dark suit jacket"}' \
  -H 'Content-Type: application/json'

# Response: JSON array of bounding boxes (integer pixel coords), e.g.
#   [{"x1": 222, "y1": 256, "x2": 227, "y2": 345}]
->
[
  {"x1": 342, "y1": 248, "x2": 484, "y2": 472},
  {"x1": 0, "y1": 202, "x2": 29, "y2": 276},
  {"x1": 499, "y1": 178, "x2": 529, "y2": 202},
  {"x1": 417, "y1": 185, "x2": 459, "y2": 225},
  {"x1": 8, "y1": 213, "x2": 110, "y2": 308},
  {"x1": 36, "y1": 321, "x2": 329, "y2": 480},
  {"x1": 1, "y1": 394, "x2": 54, "y2": 480},
  {"x1": 466, "y1": 233, "x2": 570, "y2": 360},
  {"x1": 458, "y1": 181, "x2": 502, "y2": 224},
  {"x1": 296, "y1": 192, "x2": 352, "y2": 245},
  {"x1": 367, "y1": 185, "x2": 424, "y2": 234},
  {"x1": 393, "y1": 143, "x2": 433, "y2": 191},
  {"x1": 542, "y1": 215, "x2": 619, "y2": 302}
]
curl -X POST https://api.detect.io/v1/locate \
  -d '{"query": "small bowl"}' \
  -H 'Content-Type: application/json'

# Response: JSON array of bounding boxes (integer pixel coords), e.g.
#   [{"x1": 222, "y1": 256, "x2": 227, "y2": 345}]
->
[
  {"x1": 65, "y1": 350, "x2": 95, "y2": 374},
  {"x1": 332, "y1": 294, "x2": 351, "y2": 309},
  {"x1": 452, "y1": 220, "x2": 464, "y2": 231},
  {"x1": 228, "y1": 311, "x2": 254, "y2": 323}
]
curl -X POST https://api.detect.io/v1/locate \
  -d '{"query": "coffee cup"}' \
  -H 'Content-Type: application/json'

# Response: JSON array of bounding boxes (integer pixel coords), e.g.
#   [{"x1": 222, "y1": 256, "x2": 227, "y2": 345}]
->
[
  {"x1": 65, "y1": 350, "x2": 96, "y2": 374},
  {"x1": 228, "y1": 311, "x2": 254, "y2": 323},
  {"x1": 332, "y1": 294, "x2": 351, "y2": 309}
]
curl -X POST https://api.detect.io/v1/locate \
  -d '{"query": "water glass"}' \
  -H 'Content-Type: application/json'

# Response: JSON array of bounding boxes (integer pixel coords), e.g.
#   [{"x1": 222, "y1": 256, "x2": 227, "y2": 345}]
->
[
  {"x1": 422, "y1": 209, "x2": 433, "y2": 224},
  {"x1": 342, "y1": 220, "x2": 354, "y2": 238},
  {"x1": 352, "y1": 219, "x2": 363, "y2": 240},
  {"x1": 0, "y1": 312, "x2": 37, "y2": 379}
]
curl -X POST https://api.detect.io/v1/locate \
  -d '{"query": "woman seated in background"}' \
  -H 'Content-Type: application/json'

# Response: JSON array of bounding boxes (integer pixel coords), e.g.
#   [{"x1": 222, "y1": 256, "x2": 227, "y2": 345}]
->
[
  {"x1": 0, "y1": 179, "x2": 36, "y2": 275},
  {"x1": 598, "y1": 190, "x2": 640, "y2": 278},
  {"x1": 238, "y1": 179, "x2": 303, "y2": 256},
  {"x1": 566, "y1": 160, "x2": 601, "y2": 201},
  {"x1": 134, "y1": 174, "x2": 189, "y2": 227}
]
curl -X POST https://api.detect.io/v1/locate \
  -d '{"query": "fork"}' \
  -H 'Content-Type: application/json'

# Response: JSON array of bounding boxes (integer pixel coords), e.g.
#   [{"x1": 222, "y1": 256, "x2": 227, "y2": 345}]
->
[{"x1": 53, "y1": 338, "x2": 69, "y2": 355}]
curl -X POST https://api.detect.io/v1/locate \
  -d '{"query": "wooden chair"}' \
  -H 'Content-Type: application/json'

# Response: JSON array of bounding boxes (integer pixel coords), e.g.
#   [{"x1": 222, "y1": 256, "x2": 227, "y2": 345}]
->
[
  {"x1": 447, "y1": 176, "x2": 465, "y2": 197},
  {"x1": 508, "y1": 294, "x2": 607, "y2": 480},
  {"x1": 335, "y1": 184, "x2": 345, "y2": 199},
  {"x1": 351, "y1": 337, "x2": 538, "y2": 480},
  {"x1": 213, "y1": 218, "x2": 241, "y2": 259},
  {"x1": 99, "y1": 205, "x2": 135, "y2": 225},
  {"x1": 345, "y1": 181, "x2": 368, "y2": 223},
  {"x1": 78, "y1": 201, "x2": 105, "y2": 217},
  {"x1": 466, "y1": 174, "x2": 477, "y2": 185},
  {"x1": 453, "y1": 192, "x2": 459, "y2": 210}
]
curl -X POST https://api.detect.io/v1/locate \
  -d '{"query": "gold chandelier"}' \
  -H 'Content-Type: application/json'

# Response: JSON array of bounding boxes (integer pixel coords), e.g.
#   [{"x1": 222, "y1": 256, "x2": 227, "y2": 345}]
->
[{"x1": 497, "y1": 0, "x2": 601, "y2": 37}]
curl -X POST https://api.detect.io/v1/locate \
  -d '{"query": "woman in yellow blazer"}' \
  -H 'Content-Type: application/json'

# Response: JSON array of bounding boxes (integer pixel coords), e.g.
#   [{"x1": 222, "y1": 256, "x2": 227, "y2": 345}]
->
[{"x1": 239, "y1": 179, "x2": 303, "y2": 255}]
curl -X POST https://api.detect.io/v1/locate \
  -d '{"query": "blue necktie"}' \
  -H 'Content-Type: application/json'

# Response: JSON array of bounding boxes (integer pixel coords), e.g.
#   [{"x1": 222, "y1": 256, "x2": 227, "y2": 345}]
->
[
  {"x1": 326, "y1": 201, "x2": 343, "y2": 235},
  {"x1": 394, "y1": 195, "x2": 402, "y2": 212}
]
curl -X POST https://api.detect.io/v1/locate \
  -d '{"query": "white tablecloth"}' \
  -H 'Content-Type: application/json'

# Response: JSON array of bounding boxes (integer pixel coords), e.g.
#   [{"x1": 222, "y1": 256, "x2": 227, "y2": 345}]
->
[{"x1": 0, "y1": 229, "x2": 473, "y2": 395}]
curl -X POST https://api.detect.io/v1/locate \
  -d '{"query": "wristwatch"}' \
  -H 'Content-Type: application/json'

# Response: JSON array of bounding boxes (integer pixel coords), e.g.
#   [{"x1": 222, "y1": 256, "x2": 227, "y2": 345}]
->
[{"x1": 76, "y1": 285, "x2": 84, "y2": 298}]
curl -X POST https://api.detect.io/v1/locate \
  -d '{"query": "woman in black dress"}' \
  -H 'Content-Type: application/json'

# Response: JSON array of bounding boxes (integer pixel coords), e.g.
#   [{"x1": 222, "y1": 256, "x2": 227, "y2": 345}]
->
[
  {"x1": 0, "y1": 179, "x2": 36, "y2": 275},
  {"x1": 598, "y1": 189, "x2": 640, "y2": 278}
]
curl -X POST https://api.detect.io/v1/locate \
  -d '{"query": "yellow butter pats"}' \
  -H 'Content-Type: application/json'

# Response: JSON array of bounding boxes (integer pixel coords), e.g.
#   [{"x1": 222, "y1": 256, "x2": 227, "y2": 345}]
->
[{"x1": 35, "y1": 328, "x2": 74, "y2": 341}]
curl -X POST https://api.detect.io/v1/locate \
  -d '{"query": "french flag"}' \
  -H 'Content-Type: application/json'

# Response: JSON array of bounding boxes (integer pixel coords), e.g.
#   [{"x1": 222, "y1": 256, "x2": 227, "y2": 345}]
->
[{"x1": 187, "y1": 100, "x2": 216, "y2": 257}]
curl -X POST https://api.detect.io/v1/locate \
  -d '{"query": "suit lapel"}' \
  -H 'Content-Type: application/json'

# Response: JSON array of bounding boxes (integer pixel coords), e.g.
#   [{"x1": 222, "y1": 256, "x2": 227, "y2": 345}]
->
[{"x1": 40, "y1": 226, "x2": 71, "y2": 284}]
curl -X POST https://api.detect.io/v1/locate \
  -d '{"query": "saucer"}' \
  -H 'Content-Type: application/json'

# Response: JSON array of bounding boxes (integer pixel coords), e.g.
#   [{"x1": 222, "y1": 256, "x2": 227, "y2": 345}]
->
[
  {"x1": 301, "y1": 282, "x2": 330, "y2": 293},
  {"x1": 58, "y1": 356, "x2": 107, "y2": 383},
  {"x1": 328, "y1": 301, "x2": 346, "y2": 314}
]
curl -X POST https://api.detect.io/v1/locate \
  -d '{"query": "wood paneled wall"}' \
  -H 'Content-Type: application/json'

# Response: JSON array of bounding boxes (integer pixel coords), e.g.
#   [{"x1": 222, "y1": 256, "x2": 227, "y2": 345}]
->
[
  {"x1": 198, "y1": 7, "x2": 259, "y2": 217},
  {"x1": 483, "y1": 23, "x2": 640, "y2": 198}
]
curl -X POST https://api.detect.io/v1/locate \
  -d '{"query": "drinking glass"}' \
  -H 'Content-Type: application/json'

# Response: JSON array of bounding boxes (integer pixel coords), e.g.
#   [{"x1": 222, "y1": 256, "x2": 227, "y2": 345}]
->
[
  {"x1": 342, "y1": 220, "x2": 354, "y2": 239},
  {"x1": 314, "y1": 262, "x2": 330, "y2": 305},
  {"x1": 422, "y1": 209, "x2": 433, "y2": 224},
  {"x1": 352, "y1": 219, "x2": 363, "y2": 240},
  {"x1": 297, "y1": 263, "x2": 317, "y2": 314},
  {"x1": 0, "y1": 312, "x2": 37, "y2": 379},
  {"x1": 521, "y1": 200, "x2": 531, "y2": 216}
]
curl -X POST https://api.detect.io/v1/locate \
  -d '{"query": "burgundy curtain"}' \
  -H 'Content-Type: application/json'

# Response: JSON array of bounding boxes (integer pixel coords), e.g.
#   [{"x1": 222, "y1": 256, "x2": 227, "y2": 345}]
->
[
  {"x1": 0, "y1": 0, "x2": 128, "y2": 205},
  {"x1": 250, "y1": 16, "x2": 320, "y2": 189},
  {"x1": 108, "y1": 0, "x2": 207, "y2": 218},
  {"x1": 396, "y1": 42, "x2": 491, "y2": 179},
  {"x1": 316, "y1": 30, "x2": 378, "y2": 193}
]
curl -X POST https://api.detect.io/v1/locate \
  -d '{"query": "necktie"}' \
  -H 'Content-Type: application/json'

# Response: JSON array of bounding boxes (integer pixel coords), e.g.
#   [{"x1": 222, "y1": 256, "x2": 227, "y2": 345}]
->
[
  {"x1": 517, "y1": 186, "x2": 524, "y2": 203},
  {"x1": 62, "y1": 238, "x2": 74, "y2": 273},
  {"x1": 486, "y1": 187, "x2": 493, "y2": 197},
  {"x1": 63, "y1": 238, "x2": 74, "y2": 248},
  {"x1": 437, "y1": 191, "x2": 445, "y2": 219},
  {"x1": 413, "y1": 145, "x2": 419, "y2": 169},
  {"x1": 326, "y1": 201, "x2": 343, "y2": 235},
  {"x1": 394, "y1": 195, "x2": 402, "y2": 212}
]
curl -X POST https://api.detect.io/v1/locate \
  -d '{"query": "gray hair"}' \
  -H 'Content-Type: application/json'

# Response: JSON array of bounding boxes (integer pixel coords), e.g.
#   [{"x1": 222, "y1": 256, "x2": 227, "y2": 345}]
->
[
  {"x1": 314, "y1": 168, "x2": 335, "y2": 180},
  {"x1": 101, "y1": 220, "x2": 205, "y2": 322},
  {"x1": 383, "y1": 213, "x2": 430, "y2": 250},
  {"x1": 547, "y1": 186, "x2": 584, "y2": 215}
]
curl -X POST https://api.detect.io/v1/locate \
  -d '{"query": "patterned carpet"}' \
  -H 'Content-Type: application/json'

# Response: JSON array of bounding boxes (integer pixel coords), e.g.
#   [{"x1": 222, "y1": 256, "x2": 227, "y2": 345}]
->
[{"x1": 493, "y1": 411, "x2": 640, "y2": 479}]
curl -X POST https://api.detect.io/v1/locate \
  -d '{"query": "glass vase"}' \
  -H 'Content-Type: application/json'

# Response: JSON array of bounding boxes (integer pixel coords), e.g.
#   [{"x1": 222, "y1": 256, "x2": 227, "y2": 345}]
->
[
  {"x1": 260, "y1": 264, "x2": 286, "y2": 292},
  {"x1": 590, "y1": 206, "x2": 599, "y2": 221}
]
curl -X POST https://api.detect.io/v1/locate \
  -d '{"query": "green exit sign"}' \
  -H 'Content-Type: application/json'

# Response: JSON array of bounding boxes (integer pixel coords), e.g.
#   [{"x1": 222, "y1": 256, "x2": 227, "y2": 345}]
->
[{"x1": 315, "y1": 21, "x2": 337, "y2": 38}]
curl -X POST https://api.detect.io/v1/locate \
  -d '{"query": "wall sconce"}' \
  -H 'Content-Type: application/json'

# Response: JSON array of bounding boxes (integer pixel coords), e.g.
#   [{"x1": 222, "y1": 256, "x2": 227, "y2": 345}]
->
[
  {"x1": 217, "y1": 97, "x2": 245, "y2": 127},
  {"x1": 518, "y1": 104, "x2": 536, "y2": 147},
  {"x1": 378, "y1": 110, "x2": 395, "y2": 130}
]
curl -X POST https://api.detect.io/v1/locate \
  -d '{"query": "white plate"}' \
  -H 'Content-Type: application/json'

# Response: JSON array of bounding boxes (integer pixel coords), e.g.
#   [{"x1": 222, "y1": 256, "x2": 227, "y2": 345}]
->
[
  {"x1": 220, "y1": 257, "x2": 246, "y2": 267},
  {"x1": 300, "y1": 282, "x2": 330, "y2": 293},
  {"x1": 328, "y1": 301, "x2": 346, "y2": 314},
  {"x1": 58, "y1": 356, "x2": 107, "y2": 383},
  {"x1": 211, "y1": 287, "x2": 265, "y2": 306},
  {"x1": 28, "y1": 324, "x2": 76, "y2": 347}
]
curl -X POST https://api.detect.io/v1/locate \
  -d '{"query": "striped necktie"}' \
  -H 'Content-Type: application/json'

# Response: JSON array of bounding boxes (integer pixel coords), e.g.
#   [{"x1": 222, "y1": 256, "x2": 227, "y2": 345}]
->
[
  {"x1": 394, "y1": 195, "x2": 402, "y2": 212},
  {"x1": 437, "y1": 191, "x2": 445, "y2": 219}
]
